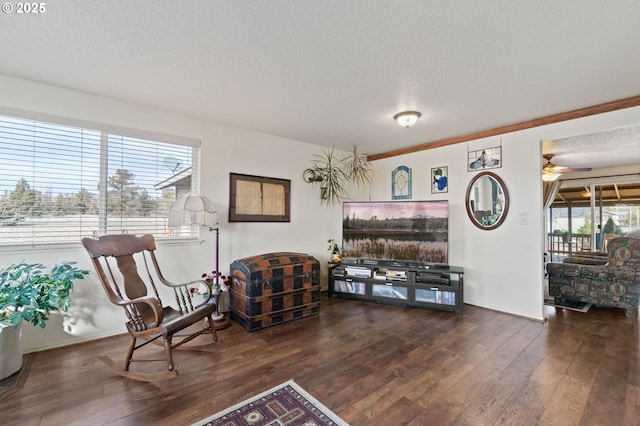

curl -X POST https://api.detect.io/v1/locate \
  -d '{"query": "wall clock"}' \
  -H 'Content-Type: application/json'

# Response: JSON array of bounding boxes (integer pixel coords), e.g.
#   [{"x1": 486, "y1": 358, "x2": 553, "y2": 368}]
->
[{"x1": 392, "y1": 166, "x2": 412, "y2": 199}]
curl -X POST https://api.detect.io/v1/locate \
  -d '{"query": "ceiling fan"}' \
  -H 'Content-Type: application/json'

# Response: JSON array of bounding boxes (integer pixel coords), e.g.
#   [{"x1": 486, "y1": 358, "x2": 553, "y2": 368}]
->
[{"x1": 542, "y1": 154, "x2": 592, "y2": 181}]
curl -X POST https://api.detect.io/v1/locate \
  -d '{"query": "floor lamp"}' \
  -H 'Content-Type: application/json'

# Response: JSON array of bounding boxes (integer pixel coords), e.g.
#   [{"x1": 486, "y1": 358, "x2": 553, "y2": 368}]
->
[{"x1": 168, "y1": 192, "x2": 230, "y2": 329}]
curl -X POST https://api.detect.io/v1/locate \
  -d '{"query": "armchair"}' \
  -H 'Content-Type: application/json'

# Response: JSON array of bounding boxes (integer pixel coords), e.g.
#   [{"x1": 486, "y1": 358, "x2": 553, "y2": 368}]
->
[
  {"x1": 82, "y1": 234, "x2": 220, "y2": 381},
  {"x1": 547, "y1": 236, "x2": 640, "y2": 317}
]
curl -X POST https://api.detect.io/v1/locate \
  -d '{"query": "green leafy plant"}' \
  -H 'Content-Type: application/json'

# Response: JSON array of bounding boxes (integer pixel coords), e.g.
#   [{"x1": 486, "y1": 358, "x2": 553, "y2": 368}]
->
[
  {"x1": 305, "y1": 145, "x2": 372, "y2": 205},
  {"x1": 343, "y1": 145, "x2": 373, "y2": 188},
  {"x1": 0, "y1": 261, "x2": 89, "y2": 328},
  {"x1": 327, "y1": 238, "x2": 345, "y2": 255}
]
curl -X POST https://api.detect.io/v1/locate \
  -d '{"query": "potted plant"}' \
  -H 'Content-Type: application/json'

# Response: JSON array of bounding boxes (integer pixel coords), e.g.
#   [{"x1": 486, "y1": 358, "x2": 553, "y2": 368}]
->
[
  {"x1": 327, "y1": 238, "x2": 345, "y2": 263},
  {"x1": 201, "y1": 269, "x2": 231, "y2": 321},
  {"x1": 304, "y1": 145, "x2": 372, "y2": 205},
  {"x1": 0, "y1": 261, "x2": 89, "y2": 379}
]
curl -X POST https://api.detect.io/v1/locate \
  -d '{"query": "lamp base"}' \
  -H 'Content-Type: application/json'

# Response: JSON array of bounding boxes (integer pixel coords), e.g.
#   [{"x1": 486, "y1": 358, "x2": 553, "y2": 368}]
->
[
  {"x1": 203, "y1": 313, "x2": 231, "y2": 331},
  {"x1": 212, "y1": 315, "x2": 231, "y2": 330}
]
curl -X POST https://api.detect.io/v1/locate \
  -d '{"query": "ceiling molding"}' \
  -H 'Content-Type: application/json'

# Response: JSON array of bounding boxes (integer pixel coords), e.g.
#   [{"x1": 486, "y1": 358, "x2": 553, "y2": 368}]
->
[{"x1": 368, "y1": 95, "x2": 640, "y2": 162}]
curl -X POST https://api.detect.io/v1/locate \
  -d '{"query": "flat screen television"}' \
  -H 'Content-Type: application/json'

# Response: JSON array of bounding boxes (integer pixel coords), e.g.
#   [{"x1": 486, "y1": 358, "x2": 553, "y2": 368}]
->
[{"x1": 342, "y1": 200, "x2": 448, "y2": 264}]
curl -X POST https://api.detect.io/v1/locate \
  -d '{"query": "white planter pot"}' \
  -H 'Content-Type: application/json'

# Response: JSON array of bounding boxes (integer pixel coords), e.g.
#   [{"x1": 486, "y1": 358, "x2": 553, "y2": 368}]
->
[{"x1": 0, "y1": 322, "x2": 23, "y2": 380}]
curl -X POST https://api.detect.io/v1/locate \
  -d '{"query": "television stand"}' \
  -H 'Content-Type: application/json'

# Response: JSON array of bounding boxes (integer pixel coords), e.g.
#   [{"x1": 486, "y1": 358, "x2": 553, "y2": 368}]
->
[{"x1": 328, "y1": 258, "x2": 464, "y2": 314}]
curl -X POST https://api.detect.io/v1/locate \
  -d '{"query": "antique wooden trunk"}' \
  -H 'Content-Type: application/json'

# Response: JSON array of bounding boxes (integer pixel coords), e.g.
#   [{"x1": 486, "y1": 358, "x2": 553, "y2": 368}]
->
[{"x1": 229, "y1": 252, "x2": 321, "y2": 331}]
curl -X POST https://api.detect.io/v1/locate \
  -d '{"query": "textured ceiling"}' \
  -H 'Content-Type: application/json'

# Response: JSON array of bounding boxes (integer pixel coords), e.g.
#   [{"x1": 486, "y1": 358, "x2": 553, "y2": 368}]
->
[
  {"x1": 543, "y1": 123, "x2": 640, "y2": 169},
  {"x1": 1, "y1": 0, "x2": 640, "y2": 163}
]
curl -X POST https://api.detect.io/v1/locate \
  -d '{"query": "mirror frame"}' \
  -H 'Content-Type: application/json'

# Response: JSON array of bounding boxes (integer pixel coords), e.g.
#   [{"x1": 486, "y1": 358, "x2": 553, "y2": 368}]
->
[{"x1": 465, "y1": 171, "x2": 510, "y2": 230}]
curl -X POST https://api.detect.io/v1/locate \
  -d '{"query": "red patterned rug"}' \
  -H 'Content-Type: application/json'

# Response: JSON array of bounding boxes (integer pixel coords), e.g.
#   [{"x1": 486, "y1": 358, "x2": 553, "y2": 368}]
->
[{"x1": 193, "y1": 379, "x2": 349, "y2": 426}]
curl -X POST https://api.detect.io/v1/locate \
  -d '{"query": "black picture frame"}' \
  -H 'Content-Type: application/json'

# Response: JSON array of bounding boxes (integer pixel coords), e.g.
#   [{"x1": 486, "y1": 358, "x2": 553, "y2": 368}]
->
[
  {"x1": 342, "y1": 200, "x2": 449, "y2": 264},
  {"x1": 229, "y1": 173, "x2": 291, "y2": 222}
]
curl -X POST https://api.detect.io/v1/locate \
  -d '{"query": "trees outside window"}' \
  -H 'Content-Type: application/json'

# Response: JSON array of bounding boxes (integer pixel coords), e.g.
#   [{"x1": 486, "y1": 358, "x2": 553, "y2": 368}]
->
[{"x1": 0, "y1": 114, "x2": 197, "y2": 245}]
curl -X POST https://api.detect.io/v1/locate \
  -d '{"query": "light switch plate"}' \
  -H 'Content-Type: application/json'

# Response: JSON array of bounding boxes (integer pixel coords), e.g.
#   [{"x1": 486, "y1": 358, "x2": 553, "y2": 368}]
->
[{"x1": 519, "y1": 211, "x2": 528, "y2": 225}]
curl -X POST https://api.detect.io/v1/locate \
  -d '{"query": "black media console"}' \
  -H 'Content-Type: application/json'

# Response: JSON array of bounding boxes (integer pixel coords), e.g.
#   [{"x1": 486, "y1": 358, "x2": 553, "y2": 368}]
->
[{"x1": 328, "y1": 258, "x2": 464, "y2": 314}]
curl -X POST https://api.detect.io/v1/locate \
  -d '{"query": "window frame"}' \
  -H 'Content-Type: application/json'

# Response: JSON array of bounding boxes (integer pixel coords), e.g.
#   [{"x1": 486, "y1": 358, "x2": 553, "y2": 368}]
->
[{"x1": 0, "y1": 106, "x2": 202, "y2": 249}]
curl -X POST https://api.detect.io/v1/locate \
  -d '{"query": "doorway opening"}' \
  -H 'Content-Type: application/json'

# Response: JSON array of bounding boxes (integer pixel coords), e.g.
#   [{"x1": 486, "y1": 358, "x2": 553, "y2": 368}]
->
[{"x1": 546, "y1": 179, "x2": 640, "y2": 263}]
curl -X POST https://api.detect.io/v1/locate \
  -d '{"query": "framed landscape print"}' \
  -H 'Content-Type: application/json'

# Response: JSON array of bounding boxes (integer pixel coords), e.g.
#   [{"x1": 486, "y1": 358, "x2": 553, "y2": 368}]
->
[
  {"x1": 229, "y1": 173, "x2": 290, "y2": 222},
  {"x1": 431, "y1": 166, "x2": 448, "y2": 193}
]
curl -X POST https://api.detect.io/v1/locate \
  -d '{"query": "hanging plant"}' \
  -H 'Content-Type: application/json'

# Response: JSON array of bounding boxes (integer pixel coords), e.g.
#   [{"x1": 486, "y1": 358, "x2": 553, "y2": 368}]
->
[
  {"x1": 344, "y1": 145, "x2": 373, "y2": 188},
  {"x1": 303, "y1": 145, "x2": 372, "y2": 205}
]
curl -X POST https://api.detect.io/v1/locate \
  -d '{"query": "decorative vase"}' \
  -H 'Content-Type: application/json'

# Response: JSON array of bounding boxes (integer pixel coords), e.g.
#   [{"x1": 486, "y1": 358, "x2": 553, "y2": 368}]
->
[
  {"x1": 330, "y1": 253, "x2": 342, "y2": 263},
  {"x1": 0, "y1": 322, "x2": 23, "y2": 380}
]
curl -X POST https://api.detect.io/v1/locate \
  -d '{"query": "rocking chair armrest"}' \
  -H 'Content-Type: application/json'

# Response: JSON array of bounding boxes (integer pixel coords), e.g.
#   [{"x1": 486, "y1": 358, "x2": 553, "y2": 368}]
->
[
  {"x1": 161, "y1": 278, "x2": 209, "y2": 289},
  {"x1": 161, "y1": 278, "x2": 214, "y2": 304},
  {"x1": 117, "y1": 296, "x2": 164, "y2": 327}
]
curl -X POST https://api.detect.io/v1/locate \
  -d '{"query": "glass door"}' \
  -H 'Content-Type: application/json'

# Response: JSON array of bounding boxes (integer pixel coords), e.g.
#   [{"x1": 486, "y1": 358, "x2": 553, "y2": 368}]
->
[{"x1": 549, "y1": 181, "x2": 640, "y2": 260}]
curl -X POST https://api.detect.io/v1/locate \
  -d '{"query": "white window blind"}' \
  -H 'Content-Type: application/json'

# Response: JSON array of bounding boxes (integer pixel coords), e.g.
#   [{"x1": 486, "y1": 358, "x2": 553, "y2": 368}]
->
[{"x1": 0, "y1": 114, "x2": 197, "y2": 246}]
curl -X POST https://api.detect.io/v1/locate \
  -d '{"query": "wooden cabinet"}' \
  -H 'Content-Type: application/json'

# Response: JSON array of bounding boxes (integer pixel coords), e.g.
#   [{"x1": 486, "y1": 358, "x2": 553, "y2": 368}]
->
[{"x1": 328, "y1": 259, "x2": 464, "y2": 314}]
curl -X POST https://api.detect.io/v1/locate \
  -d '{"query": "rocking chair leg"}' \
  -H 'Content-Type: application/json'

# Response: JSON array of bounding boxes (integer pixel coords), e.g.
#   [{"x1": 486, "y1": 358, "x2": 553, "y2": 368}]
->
[
  {"x1": 164, "y1": 336, "x2": 175, "y2": 371},
  {"x1": 125, "y1": 336, "x2": 137, "y2": 371}
]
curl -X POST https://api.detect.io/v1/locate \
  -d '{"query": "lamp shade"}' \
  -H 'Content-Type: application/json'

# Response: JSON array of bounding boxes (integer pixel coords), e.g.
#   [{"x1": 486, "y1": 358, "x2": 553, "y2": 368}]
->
[{"x1": 168, "y1": 193, "x2": 218, "y2": 229}]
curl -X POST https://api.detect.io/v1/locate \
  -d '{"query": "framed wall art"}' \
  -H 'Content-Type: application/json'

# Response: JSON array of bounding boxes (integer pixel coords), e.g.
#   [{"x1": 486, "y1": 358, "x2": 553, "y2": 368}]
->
[
  {"x1": 392, "y1": 165, "x2": 412, "y2": 199},
  {"x1": 431, "y1": 166, "x2": 448, "y2": 193},
  {"x1": 229, "y1": 173, "x2": 290, "y2": 222},
  {"x1": 467, "y1": 146, "x2": 502, "y2": 171}
]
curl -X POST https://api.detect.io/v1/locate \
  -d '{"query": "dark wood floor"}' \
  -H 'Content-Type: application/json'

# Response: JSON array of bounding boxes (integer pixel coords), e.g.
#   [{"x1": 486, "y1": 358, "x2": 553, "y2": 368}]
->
[{"x1": 3, "y1": 294, "x2": 640, "y2": 426}]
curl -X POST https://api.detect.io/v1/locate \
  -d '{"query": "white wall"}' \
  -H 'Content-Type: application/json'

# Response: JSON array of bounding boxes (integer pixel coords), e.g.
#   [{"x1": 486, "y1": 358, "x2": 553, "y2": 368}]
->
[
  {"x1": 0, "y1": 74, "x2": 344, "y2": 352},
  {"x1": 369, "y1": 134, "x2": 544, "y2": 319},
  {"x1": 367, "y1": 111, "x2": 640, "y2": 321},
  {"x1": 2, "y1": 72, "x2": 640, "y2": 352},
  {"x1": 368, "y1": 106, "x2": 640, "y2": 321}
]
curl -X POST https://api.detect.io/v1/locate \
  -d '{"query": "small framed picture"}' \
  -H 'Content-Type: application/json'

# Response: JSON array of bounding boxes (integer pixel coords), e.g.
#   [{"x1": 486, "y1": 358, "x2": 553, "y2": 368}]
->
[{"x1": 431, "y1": 166, "x2": 448, "y2": 193}]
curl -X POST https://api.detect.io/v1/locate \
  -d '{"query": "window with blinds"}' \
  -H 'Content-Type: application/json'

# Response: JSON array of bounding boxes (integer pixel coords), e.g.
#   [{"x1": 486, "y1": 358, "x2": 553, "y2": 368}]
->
[{"x1": 0, "y1": 114, "x2": 198, "y2": 246}]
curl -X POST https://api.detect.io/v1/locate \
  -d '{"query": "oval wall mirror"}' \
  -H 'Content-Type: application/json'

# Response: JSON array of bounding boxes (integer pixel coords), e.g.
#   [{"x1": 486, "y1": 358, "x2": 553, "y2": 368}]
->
[{"x1": 465, "y1": 171, "x2": 509, "y2": 230}]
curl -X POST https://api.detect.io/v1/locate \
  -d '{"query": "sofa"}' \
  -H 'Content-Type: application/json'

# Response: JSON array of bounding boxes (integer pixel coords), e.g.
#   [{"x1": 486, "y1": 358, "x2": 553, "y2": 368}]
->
[{"x1": 547, "y1": 236, "x2": 640, "y2": 317}]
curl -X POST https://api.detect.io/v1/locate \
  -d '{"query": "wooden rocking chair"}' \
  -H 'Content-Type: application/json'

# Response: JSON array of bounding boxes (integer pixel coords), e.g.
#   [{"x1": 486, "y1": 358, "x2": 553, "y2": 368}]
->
[{"x1": 82, "y1": 233, "x2": 219, "y2": 382}]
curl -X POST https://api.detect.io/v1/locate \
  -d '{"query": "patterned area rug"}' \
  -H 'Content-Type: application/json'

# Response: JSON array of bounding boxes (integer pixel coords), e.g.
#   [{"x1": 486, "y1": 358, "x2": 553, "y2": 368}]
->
[{"x1": 192, "y1": 379, "x2": 349, "y2": 426}]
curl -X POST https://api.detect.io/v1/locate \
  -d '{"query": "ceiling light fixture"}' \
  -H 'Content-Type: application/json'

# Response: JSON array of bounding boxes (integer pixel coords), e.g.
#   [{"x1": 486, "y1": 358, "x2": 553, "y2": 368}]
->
[
  {"x1": 541, "y1": 171, "x2": 562, "y2": 182},
  {"x1": 394, "y1": 111, "x2": 421, "y2": 128}
]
